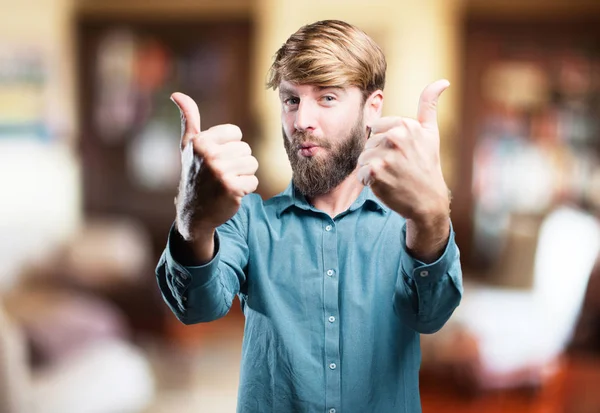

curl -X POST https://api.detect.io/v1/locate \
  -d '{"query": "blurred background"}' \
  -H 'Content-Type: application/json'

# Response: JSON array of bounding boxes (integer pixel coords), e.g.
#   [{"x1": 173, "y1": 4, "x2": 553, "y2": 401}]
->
[{"x1": 2, "y1": 0, "x2": 600, "y2": 412}]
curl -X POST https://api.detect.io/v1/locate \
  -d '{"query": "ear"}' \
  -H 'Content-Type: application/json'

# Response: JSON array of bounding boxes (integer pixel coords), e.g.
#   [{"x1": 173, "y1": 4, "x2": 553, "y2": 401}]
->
[{"x1": 363, "y1": 89, "x2": 384, "y2": 127}]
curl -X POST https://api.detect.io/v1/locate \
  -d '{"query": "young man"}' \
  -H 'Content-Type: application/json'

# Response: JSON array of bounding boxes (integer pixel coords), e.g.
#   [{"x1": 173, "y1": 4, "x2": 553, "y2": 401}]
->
[{"x1": 157, "y1": 19, "x2": 462, "y2": 413}]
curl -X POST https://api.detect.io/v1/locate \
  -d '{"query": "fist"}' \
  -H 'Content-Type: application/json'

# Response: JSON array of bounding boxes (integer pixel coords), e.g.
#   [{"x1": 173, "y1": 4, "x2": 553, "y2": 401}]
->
[
  {"x1": 171, "y1": 92, "x2": 259, "y2": 241},
  {"x1": 357, "y1": 80, "x2": 451, "y2": 221}
]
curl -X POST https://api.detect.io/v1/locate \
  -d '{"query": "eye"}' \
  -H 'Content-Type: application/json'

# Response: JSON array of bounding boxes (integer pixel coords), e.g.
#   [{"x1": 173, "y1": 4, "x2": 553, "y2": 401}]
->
[
  {"x1": 321, "y1": 95, "x2": 337, "y2": 105},
  {"x1": 284, "y1": 97, "x2": 300, "y2": 106}
]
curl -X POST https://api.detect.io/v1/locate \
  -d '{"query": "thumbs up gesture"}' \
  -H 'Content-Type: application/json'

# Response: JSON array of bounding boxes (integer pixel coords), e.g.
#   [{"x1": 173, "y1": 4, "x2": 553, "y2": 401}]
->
[
  {"x1": 357, "y1": 80, "x2": 451, "y2": 223},
  {"x1": 171, "y1": 92, "x2": 259, "y2": 241}
]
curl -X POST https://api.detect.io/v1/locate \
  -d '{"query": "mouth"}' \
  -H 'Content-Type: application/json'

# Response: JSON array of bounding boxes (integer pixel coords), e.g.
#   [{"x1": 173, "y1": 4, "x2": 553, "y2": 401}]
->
[{"x1": 297, "y1": 143, "x2": 321, "y2": 157}]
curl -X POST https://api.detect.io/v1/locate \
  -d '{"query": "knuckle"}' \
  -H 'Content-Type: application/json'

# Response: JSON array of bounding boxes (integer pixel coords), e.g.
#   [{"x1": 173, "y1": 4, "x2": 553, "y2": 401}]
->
[
  {"x1": 242, "y1": 141, "x2": 252, "y2": 154},
  {"x1": 249, "y1": 175, "x2": 259, "y2": 191},
  {"x1": 224, "y1": 124, "x2": 243, "y2": 139},
  {"x1": 235, "y1": 141, "x2": 251, "y2": 155}
]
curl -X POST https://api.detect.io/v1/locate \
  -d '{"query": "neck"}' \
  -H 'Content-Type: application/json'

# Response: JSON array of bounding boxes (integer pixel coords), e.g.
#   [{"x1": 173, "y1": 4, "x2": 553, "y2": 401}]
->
[{"x1": 307, "y1": 169, "x2": 364, "y2": 217}]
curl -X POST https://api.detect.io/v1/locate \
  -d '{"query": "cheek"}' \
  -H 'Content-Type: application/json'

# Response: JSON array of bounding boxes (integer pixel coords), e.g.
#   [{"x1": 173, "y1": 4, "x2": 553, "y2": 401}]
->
[
  {"x1": 281, "y1": 112, "x2": 295, "y2": 135},
  {"x1": 325, "y1": 113, "x2": 360, "y2": 139}
]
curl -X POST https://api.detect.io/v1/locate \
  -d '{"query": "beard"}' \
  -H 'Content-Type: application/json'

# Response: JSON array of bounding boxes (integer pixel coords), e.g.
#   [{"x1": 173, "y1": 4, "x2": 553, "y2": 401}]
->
[{"x1": 282, "y1": 116, "x2": 367, "y2": 198}]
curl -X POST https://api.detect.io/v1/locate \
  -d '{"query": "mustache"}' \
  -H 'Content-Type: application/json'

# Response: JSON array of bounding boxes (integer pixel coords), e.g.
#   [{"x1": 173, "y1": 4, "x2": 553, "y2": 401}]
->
[{"x1": 290, "y1": 131, "x2": 331, "y2": 149}]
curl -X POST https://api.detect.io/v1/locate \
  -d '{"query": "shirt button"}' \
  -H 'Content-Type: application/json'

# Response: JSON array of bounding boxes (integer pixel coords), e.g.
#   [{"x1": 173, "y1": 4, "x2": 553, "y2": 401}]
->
[
  {"x1": 326, "y1": 269, "x2": 334, "y2": 277},
  {"x1": 182, "y1": 296, "x2": 187, "y2": 302},
  {"x1": 329, "y1": 409, "x2": 336, "y2": 413},
  {"x1": 325, "y1": 225, "x2": 332, "y2": 231},
  {"x1": 420, "y1": 270, "x2": 429, "y2": 277},
  {"x1": 329, "y1": 363, "x2": 336, "y2": 370},
  {"x1": 328, "y1": 316, "x2": 335, "y2": 323}
]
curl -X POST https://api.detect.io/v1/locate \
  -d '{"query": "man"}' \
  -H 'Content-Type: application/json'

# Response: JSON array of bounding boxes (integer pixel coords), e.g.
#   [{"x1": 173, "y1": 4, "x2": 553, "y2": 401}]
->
[{"x1": 156, "y1": 19, "x2": 462, "y2": 413}]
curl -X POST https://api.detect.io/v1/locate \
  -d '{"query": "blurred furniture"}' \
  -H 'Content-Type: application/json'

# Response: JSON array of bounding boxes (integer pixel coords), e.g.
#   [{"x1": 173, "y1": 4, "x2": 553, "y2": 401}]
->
[
  {"x1": 0, "y1": 218, "x2": 161, "y2": 413},
  {"x1": 0, "y1": 141, "x2": 158, "y2": 412},
  {"x1": 0, "y1": 299, "x2": 155, "y2": 413},
  {"x1": 34, "y1": 216, "x2": 168, "y2": 337},
  {"x1": 422, "y1": 206, "x2": 600, "y2": 390},
  {"x1": 454, "y1": 17, "x2": 600, "y2": 274}
]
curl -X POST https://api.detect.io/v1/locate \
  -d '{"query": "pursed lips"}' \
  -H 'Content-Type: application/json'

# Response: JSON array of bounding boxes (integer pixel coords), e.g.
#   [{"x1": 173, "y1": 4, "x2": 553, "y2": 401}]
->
[
  {"x1": 298, "y1": 142, "x2": 319, "y2": 149},
  {"x1": 297, "y1": 142, "x2": 323, "y2": 157}
]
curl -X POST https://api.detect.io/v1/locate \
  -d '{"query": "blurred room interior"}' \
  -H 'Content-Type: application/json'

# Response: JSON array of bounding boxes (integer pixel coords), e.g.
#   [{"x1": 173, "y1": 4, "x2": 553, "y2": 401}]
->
[{"x1": 2, "y1": 0, "x2": 600, "y2": 412}]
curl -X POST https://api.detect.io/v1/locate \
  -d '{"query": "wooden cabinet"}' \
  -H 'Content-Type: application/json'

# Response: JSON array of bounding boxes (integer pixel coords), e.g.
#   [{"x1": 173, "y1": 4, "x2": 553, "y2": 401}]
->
[{"x1": 76, "y1": 17, "x2": 253, "y2": 338}]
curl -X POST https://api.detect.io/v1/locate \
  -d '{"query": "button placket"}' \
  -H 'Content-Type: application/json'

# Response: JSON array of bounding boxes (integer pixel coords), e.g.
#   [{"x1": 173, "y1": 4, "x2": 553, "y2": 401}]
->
[{"x1": 322, "y1": 219, "x2": 341, "y2": 411}]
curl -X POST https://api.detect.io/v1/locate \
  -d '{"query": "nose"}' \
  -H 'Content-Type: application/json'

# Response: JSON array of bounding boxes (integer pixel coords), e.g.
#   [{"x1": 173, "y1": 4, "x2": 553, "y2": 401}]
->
[{"x1": 294, "y1": 100, "x2": 317, "y2": 132}]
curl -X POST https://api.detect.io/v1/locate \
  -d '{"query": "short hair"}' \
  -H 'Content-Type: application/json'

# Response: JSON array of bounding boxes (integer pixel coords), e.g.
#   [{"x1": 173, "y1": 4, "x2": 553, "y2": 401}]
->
[{"x1": 266, "y1": 20, "x2": 386, "y2": 100}]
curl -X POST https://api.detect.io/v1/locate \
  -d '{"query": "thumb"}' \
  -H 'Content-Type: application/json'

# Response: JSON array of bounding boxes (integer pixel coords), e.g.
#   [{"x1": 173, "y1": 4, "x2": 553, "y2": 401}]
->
[
  {"x1": 171, "y1": 92, "x2": 201, "y2": 149},
  {"x1": 416, "y1": 79, "x2": 450, "y2": 130}
]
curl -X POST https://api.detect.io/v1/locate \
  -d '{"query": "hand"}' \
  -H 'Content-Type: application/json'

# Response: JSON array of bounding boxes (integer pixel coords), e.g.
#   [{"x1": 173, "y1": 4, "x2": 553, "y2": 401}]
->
[
  {"x1": 357, "y1": 79, "x2": 451, "y2": 224},
  {"x1": 172, "y1": 92, "x2": 259, "y2": 241}
]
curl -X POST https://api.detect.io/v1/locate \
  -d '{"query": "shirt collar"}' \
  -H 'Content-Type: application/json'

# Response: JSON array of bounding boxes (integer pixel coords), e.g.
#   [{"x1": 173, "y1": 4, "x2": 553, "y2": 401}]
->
[{"x1": 274, "y1": 181, "x2": 388, "y2": 218}]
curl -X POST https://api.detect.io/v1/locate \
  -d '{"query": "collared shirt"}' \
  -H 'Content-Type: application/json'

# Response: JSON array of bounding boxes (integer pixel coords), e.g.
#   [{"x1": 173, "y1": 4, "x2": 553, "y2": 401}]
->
[{"x1": 156, "y1": 182, "x2": 463, "y2": 413}]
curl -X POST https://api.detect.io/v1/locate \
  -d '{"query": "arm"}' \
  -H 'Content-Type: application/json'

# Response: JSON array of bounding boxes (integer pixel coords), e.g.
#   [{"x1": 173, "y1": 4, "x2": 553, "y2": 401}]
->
[
  {"x1": 393, "y1": 219, "x2": 462, "y2": 334},
  {"x1": 356, "y1": 80, "x2": 462, "y2": 332},
  {"x1": 157, "y1": 92, "x2": 258, "y2": 325},
  {"x1": 155, "y1": 203, "x2": 249, "y2": 325}
]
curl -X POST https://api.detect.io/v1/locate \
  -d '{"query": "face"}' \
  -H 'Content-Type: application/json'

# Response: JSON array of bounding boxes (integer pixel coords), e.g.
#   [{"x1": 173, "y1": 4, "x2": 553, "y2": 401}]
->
[{"x1": 279, "y1": 81, "x2": 378, "y2": 197}]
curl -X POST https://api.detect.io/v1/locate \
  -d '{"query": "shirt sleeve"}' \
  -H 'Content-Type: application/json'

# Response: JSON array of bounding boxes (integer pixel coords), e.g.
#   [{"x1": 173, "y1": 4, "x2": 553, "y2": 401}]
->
[
  {"x1": 155, "y1": 201, "x2": 250, "y2": 325},
  {"x1": 393, "y1": 219, "x2": 463, "y2": 334}
]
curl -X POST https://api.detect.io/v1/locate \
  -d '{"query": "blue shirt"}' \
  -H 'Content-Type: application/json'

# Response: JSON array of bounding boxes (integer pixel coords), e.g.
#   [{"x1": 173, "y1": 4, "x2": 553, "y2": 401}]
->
[{"x1": 156, "y1": 183, "x2": 463, "y2": 413}]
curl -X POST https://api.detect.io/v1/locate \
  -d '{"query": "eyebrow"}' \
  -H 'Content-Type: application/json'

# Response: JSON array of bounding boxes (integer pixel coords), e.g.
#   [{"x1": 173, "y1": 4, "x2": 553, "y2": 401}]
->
[{"x1": 279, "y1": 85, "x2": 346, "y2": 97}]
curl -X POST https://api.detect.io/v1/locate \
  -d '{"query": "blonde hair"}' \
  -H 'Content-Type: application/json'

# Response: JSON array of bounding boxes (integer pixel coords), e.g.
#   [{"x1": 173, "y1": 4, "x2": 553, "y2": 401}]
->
[{"x1": 266, "y1": 20, "x2": 386, "y2": 100}]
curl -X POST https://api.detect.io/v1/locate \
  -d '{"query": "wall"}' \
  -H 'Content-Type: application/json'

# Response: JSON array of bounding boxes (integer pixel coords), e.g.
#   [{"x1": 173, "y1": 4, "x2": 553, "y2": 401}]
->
[{"x1": 0, "y1": 0, "x2": 81, "y2": 291}]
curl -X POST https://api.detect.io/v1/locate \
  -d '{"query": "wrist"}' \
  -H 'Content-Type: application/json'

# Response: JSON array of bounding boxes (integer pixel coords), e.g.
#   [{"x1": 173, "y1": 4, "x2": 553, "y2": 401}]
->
[
  {"x1": 175, "y1": 218, "x2": 217, "y2": 264},
  {"x1": 191, "y1": 227, "x2": 217, "y2": 264},
  {"x1": 410, "y1": 189, "x2": 451, "y2": 229}
]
